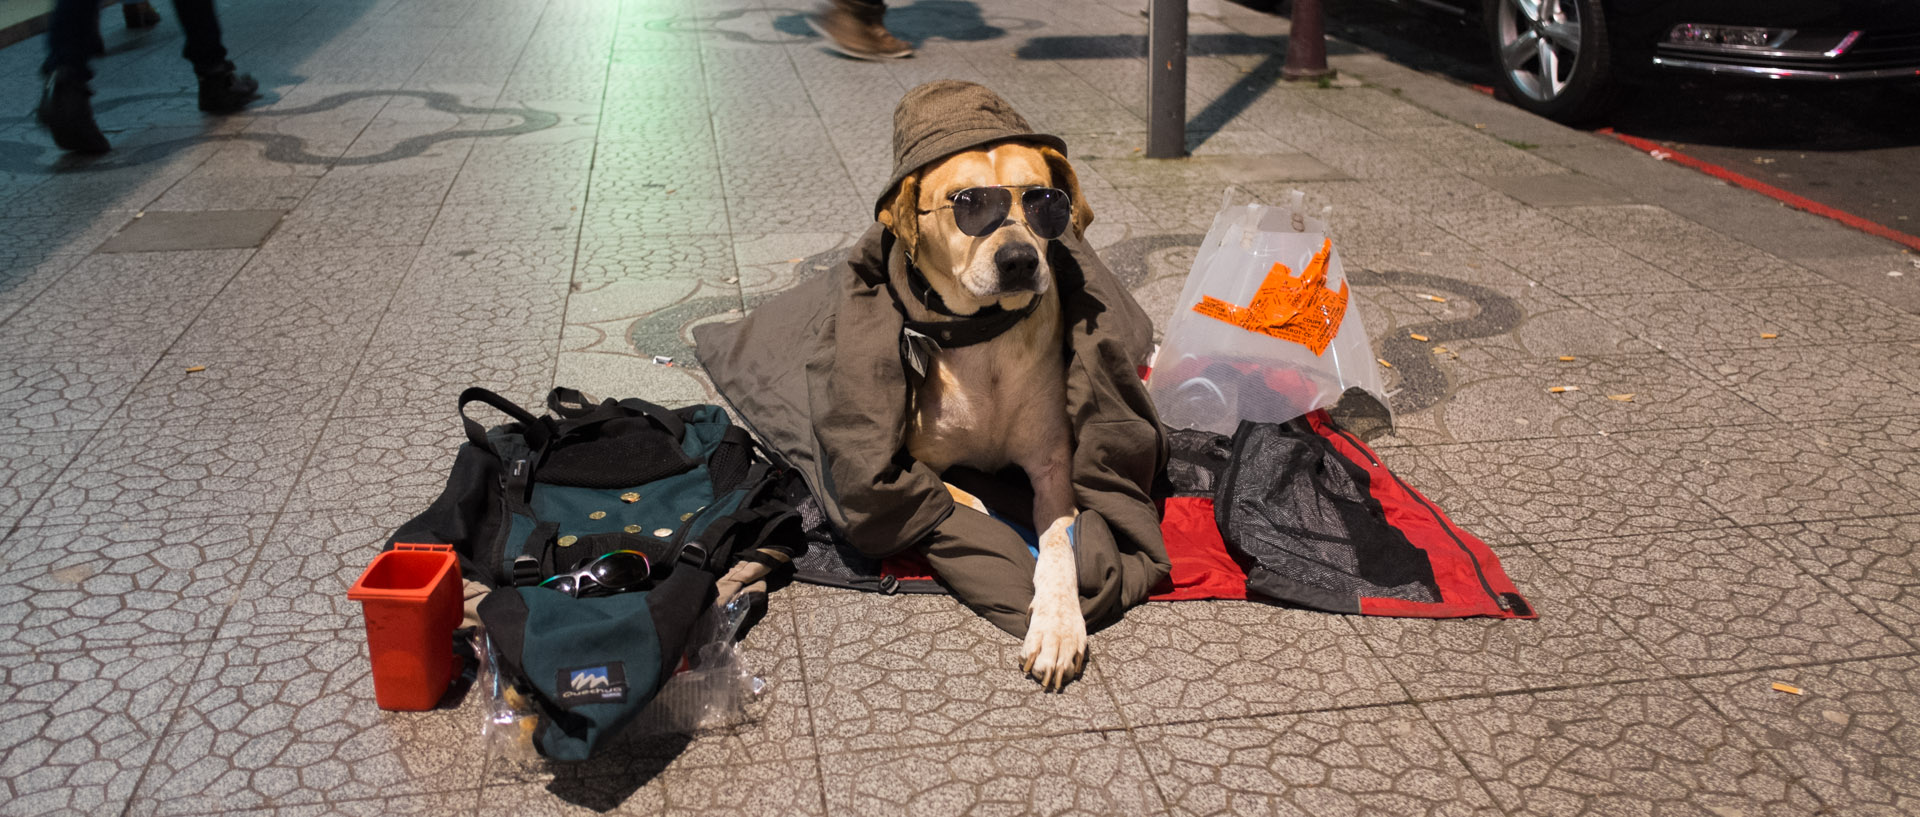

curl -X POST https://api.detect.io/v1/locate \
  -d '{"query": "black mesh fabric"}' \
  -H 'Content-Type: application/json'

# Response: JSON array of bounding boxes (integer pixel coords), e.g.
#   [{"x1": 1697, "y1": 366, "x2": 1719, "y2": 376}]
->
[
  {"x1": 706, "y1": 434, "x2": 752, "y2": 496},
  {"x1": 536, "y1": 416, "x2": 695, "y2": 488},
  {"x1": 1215, "y1": 420, "x2": 1439, "y2": 612},
  {"x1": 1167, "y1": 428, "x2": 1234, "y2": 498}
]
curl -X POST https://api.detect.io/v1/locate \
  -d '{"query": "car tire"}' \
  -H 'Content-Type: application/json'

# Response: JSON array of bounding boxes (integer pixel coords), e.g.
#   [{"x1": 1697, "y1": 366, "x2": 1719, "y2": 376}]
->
[{"x1": 1482, "y1": 0, "x2": 1618, "y2": 124}]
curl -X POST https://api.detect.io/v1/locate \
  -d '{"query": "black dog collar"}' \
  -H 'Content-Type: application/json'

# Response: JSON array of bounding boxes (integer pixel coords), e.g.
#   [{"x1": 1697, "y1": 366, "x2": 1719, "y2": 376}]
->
[{"x1": 900, "y1": 262, "x2": 1040, "y2": 349}]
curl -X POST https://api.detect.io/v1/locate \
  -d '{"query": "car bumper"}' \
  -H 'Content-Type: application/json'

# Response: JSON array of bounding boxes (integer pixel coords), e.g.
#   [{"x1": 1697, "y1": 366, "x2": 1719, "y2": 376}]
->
[{"x1": 1651, "y1": 55, "x2": 1920, "y2": 81}]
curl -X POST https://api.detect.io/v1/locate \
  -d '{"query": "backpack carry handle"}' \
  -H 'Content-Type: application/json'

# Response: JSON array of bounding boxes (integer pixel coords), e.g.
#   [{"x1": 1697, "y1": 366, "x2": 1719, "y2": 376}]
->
[
  {"x1": 545, "y1": 387, "x2": 687, "y2": 442},
  {"x1": 459, "y1": 387, "x2": 551, "y2": 455}
]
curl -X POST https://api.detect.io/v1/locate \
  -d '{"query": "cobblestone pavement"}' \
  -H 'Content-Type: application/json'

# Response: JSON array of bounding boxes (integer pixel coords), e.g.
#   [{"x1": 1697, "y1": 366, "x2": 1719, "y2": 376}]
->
[{"x1": 2, "y1": 0, "x2": 1917, "y2": 814}]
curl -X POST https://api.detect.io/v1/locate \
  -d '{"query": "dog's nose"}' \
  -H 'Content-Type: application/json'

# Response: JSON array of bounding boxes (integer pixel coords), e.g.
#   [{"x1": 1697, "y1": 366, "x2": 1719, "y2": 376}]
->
[{"x1": 994, "y1": 243, "x2": 1040, "y2": 292}]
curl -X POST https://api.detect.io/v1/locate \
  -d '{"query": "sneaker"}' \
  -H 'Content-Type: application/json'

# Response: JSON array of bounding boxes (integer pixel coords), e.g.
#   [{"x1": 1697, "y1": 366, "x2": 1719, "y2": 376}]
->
[
  {"x1": 196, "y1": 63, "x2": 260, "y2": 114},
  {"x1": 123, "y1": 2, "x2": 161, "y2": 29},
  {"x1": 35, "y1": 70, "x2": 110, "y2": 154},
  {"x1": 806, "y1": 0, "x2": 912, "y2": 60}
]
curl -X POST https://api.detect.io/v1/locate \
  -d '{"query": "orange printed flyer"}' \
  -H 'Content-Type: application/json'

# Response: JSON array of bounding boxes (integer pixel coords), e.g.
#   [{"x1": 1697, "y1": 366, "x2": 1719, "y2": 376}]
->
[{"x1": 1192, "y1": 238, "x2": 1347, "y2": 355}]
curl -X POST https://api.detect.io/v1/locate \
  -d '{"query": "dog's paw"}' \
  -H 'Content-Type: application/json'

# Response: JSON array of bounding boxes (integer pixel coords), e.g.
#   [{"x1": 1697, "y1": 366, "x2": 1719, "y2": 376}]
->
[
  {"x1": 1021, "y1": 599, "x2": 1086, "y2": 691},
  {"x1": 1021, "y1": 519, "x2": 1086, "y2": 691}
]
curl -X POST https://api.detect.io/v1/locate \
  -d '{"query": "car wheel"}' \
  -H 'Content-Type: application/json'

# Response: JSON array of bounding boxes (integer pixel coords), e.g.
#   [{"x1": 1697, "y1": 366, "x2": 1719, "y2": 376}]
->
[{"x1": 1483, "y1": 0, "x2": 1618, "y2": 123}]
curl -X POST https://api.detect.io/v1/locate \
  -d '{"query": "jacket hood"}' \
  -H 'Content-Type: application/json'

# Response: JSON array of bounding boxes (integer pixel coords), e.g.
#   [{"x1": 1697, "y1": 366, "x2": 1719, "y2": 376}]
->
[{"x1": 877, "y1": 80, "x2": 1068, "y2": 216}]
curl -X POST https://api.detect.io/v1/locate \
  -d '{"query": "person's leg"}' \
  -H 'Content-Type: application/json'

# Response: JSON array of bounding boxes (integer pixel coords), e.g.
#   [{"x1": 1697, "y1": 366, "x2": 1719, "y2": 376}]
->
[
  {"x1": 37, "y1": 0, "x2": 110, "y2": 153},
  {"x1": 166, "y1": 0, "x2": 227, "y2": 72},
  {"x1": 167, "y1": 0, "x2": 258, "y2": 113},
  {"x1": 808, "y1": 0, "x2": 912, "y2": 60},
  {"x1": 41, "y1": 0, "x2": 101, "y2": 82}
]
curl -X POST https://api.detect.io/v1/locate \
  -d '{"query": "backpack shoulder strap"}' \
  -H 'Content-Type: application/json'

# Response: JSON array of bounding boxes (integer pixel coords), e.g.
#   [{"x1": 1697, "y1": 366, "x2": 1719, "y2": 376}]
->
[{"x1": 459, "y1": 387, "x2": 549, "y2": 454}]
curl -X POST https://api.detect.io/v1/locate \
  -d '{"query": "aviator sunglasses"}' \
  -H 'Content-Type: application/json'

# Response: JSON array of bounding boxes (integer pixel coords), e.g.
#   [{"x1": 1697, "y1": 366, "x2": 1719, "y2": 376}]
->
[
  {"x1": 539, "y1": 549, "x2": 652, "y2": 598},
  {"x1": 920, "y1": 185, "x2": 1073, "y2": 240}
]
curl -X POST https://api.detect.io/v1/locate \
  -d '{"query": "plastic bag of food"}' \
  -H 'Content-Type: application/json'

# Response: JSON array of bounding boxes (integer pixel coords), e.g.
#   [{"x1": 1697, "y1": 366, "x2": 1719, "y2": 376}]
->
[{"x1": 1148, "y1": 189, "x2": 1388, "y2": 436}]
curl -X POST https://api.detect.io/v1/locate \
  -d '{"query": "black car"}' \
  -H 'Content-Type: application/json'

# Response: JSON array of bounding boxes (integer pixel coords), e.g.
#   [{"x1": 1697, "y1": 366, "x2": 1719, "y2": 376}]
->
[{"x1": 1419, "y1": 0, "x2": 1920, "y2": 121}]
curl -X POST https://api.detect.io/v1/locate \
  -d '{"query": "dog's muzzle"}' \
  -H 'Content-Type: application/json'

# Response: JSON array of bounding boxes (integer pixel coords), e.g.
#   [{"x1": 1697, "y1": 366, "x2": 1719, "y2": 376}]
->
[{"x1": 992, "y1": 242, "x2": 1041, "y2": 293}]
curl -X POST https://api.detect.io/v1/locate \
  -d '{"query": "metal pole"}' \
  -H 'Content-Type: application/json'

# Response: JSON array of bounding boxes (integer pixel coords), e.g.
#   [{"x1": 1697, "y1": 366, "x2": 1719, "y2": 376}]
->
[
  {"x1": 1146, "y1": 0, "x2": 1188, "y2": 158},
  {"x1": 1282, "y1": 0, "x2": 1334, "y2": 81}
]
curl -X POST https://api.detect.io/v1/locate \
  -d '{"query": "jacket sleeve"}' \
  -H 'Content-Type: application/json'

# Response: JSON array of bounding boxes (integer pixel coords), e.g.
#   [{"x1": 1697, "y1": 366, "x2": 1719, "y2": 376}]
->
[{"x1": 1060, "y1": 238, "x2": 1173, "y2": 603}]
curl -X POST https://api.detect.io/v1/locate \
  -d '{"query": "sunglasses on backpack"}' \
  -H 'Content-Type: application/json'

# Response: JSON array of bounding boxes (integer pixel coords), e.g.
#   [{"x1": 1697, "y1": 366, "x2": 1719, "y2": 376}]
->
[{"x1": 539, "y1": 549, "x2": 652, "y2": 598}]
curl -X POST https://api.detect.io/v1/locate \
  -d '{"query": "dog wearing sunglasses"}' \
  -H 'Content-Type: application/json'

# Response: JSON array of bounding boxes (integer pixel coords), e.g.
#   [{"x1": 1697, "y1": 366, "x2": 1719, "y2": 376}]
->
[{"x1": 876, "y1": 141, "x2": 1096, "y2": 690}]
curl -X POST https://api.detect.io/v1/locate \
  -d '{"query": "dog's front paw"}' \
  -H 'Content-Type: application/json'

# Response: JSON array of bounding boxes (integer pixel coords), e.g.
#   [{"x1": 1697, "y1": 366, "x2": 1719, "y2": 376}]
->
[{"x1": 1021, "y1": 520, "x2": 1086, "y2": 691}]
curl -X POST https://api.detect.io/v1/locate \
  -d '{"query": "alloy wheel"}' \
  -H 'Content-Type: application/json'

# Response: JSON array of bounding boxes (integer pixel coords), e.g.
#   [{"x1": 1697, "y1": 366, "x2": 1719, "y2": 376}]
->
[{"x1": 1495, "y1": 0, "x2": 1583, "y2": 103}]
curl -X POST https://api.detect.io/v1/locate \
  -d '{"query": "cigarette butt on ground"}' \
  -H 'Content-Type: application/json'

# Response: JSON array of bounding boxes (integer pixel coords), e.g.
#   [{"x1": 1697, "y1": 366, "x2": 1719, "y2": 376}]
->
[
  {"x1": 1761, "y1": 333, "x2": 1779, "y2": 339},
  {"x1": 1409, "y1": 333, "x2": 1429, "y2": 341},
  {"x1": 184, "y1": 365, "x2": 206, "y2": 373},
  {"x1": 1549, "y1": 385, "x2": 1579, "y2": 394},
  {"x1": 1420, "y1": 294, "x2": 1448, "y2": 303},
  {"x1": 787, "y1": 258, "x2": 804, "y2": 264},
  {"x1": 1772, "y1": 682, "x2": 1803, "y2": 695},
  {"x1": 1432, "y1": 346, "x2": 1448, "y2": 354},
  {"x1": 1558, "y1": 355, "x2": 1576, "y2": 362},
  {"x1": 1607, "y1": 393, "x2": 1635, "y2": 402},
  {"x1": 1377, "y1": 358, "x2": 1393, "y2": 368}
]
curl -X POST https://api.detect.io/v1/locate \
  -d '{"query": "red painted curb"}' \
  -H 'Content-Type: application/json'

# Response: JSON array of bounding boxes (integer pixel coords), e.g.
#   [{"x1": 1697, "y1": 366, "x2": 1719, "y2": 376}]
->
[{"x1": 1597, "y1": 127, "x2": 1920, "y2": 253}]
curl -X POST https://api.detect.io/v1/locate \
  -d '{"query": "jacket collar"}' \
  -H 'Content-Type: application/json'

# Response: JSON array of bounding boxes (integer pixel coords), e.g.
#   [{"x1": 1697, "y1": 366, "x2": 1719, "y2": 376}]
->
[{"x1": 885, "y1": 234, "x2": 1039, "y2": 349}]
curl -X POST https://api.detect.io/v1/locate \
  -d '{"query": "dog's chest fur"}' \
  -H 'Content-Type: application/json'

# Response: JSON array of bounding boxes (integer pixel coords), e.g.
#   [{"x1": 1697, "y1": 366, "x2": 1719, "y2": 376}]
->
[{"x1": 905, "y1": 292, "x2": 1069, "y2": 473}]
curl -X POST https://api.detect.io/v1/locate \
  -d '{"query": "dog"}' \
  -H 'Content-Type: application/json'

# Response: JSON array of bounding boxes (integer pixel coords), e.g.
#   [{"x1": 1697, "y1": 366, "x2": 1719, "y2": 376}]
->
[{"x1": 876, "y1": 140, "x2": 1097, "y2": 690}]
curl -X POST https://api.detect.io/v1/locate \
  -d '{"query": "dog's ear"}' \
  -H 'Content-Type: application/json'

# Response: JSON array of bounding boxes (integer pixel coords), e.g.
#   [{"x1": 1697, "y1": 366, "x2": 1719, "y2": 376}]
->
[
  {"x1": 1039, "y1": 146, "x2": 1095, "y2": 237},
  {"x1": 877, "y1": 171, "x2": 920, "y2": 252}
]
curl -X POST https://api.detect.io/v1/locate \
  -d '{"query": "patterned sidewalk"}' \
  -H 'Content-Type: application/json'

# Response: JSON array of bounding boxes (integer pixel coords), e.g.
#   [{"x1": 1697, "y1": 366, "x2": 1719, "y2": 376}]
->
[{"x1": 2, "y1": 0, "x2": 1917, "y2": 814}]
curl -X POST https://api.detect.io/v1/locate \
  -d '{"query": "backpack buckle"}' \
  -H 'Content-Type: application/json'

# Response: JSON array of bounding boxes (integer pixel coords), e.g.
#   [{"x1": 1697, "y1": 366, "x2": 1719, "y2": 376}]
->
[{"x1": 512, "y1": 555, "x2": 542, "y2": 587}]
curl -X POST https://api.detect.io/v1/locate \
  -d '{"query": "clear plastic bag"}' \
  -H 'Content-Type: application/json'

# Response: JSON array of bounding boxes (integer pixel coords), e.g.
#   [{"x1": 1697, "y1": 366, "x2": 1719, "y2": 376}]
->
[
  {"x1": 474, "y1": 589, "x2": 768, "y2": 765},
  {"x1": 1147, "y1": 188, "x2": 1389, "y2": 436}
]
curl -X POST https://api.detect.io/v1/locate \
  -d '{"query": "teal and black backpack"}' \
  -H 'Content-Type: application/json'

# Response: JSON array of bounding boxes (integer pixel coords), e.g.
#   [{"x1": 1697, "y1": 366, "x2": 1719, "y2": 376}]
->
[{"x1": 388, "y1": 387, "x2": 798, "y2": 760}]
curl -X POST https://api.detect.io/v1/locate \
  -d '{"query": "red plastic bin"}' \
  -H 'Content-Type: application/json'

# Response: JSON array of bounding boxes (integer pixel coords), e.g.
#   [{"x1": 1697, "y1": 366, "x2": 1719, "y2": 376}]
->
[{"x1": 348, "y1": 543, "x2": 463, "y2": 711}]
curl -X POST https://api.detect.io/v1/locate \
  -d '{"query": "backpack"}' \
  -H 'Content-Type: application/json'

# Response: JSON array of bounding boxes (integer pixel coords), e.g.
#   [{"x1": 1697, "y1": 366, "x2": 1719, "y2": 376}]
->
[{"x1": 388, "y1": 387, "x2": 798, "y2": 760}]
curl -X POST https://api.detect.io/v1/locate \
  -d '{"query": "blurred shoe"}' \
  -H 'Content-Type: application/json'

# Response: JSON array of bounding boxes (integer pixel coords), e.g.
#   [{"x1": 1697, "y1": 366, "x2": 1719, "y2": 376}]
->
[
  {"x1": 35, "y1": 69, "x2": 110, "y2": 154},
  {"x1": 807, "y1": 0, "x2": 912, "y2": 60},
  {"x1": 196, "y1": 62, "x2": 260, "y2": 113},
  {"x1": 123, "y1": 2, "x2": 161, "y2": 29}
]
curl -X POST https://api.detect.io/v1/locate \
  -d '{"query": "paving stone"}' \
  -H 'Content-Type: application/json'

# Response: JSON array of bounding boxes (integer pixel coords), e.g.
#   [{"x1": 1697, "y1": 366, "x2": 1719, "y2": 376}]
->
[
  {"x1": 265, "y1": 204, "x2": 440, "y2": 248},
  {"x1": 149, "y1": 176, "x2": 317, "y2": 211},
  {"x1": 1689, "y1": 656, "x2": 1920, "y2": 816},
  {"x1": 118, "y1": 347, "x2": 353, "y2": 427},
  {"x1": 333, "y1": 338, "x2": 555, "y2": 420},
  {"x1": 1411, "y1": 433, "x2": 1730, "y2": 544},
  {"x1": 373, "y1": 282, "x2": 568, "y2": 347},
  {"x1": 1425, "y1": 681, "x2": 1824, "y2": 817},
  {"x1": 217, "y1": 507, "x2": 417, "y2": 640},
  {"x1": 1354, "y1": 549, "x2": 1665, "y2": 697},
  {"x1": 1096, "y1": 600, "x2": 1404, "y2": 727},
  {"x1": 0, "y1": 358, "x2": 151, "y2": 435},
  {"x1": 1761, "y1": 515, "x2": 1920, "y2": 642},
  {"x1": 286, "y1": 412, "x2": 464, "y2": 513},
  {"x1": 1493, "y1": 242, "x2": 1698, "y2": 297},
  {"x1": 789, "y1": 591, "x2": 1125, "y2": 754},
  {"x1": 173, "y1": 245, "x2": 414, "y2": 352},
  {"x1": 128, "y1": 630, "x2": 486, "y2": 815},
  {"x1": 1617, "y1": 420, "x2": 1920, "y2": 526},
  {"x1": 1470, "y1": 173, "x2": 1634, "y2": 208},
  {"x1": 477, "y1": 760, "x2": 823, "y2": 816},
  {"x1": 0, "y1": 250, "x2": 254, "y2": 358},
  {"x1": 0, "y1": 517, "x2": 260, "y2": 653},
  {"x1": 1136, "y1": 706, "x2": 1500, "y2": 817},
  {"x1": 1680, "y1": 343, "x2": 1919, "y2": 421},
  {"x1": 818, "y1": 732, "x2": 1162, "y2": 817},
  {"x1": 1536, "y1": 526, "x2": 1908, "y2": 674},
  {"x1": 28, "y1": 418, "x2": 321, "y2": 526},
  {"x1": 1718, "y1": 284, "x2": 1920, "y2": 346},
  {"x1": 0, "y1": 644, "x2": 204, "y2": 817}
]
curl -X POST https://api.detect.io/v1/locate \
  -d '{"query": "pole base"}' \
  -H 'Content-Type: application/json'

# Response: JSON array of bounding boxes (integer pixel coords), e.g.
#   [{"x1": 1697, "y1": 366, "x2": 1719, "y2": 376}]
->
[{"x1": 1282, "y1": 67, "x2": 1336, "y2": 81}]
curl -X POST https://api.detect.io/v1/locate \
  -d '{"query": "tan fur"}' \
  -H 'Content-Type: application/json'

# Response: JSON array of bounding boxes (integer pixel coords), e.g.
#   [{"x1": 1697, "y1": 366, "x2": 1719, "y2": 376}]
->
[{"x1": 877, "y1": 141, "x2": 1093, "y2": 690}]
